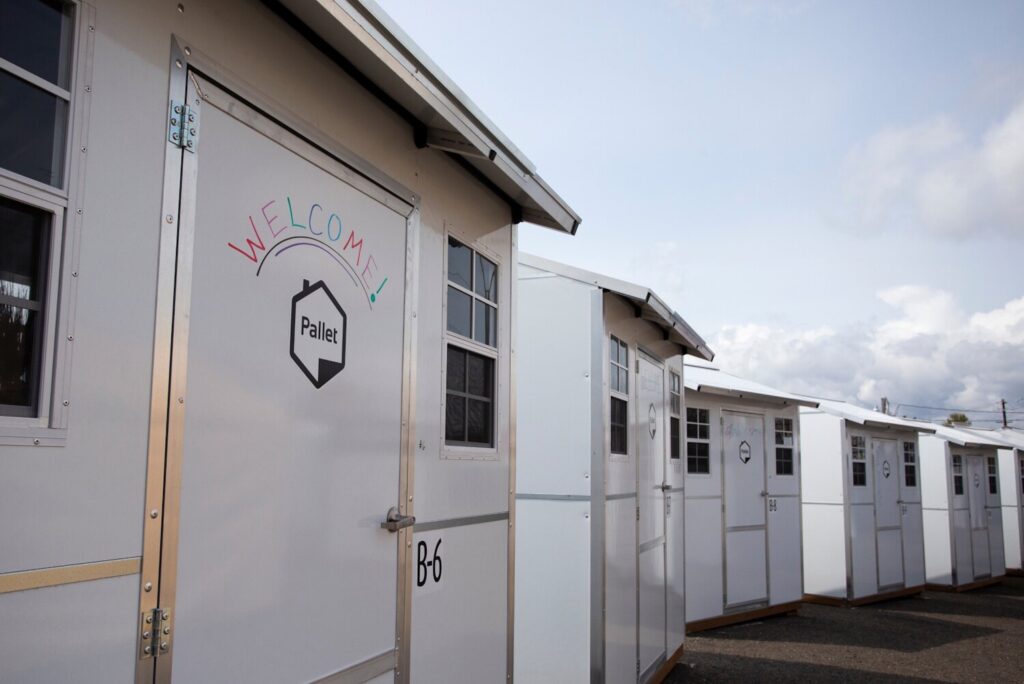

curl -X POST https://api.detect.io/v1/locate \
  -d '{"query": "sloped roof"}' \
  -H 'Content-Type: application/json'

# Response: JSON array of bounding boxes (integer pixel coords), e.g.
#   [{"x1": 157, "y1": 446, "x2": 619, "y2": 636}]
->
[
  {"x1": 683, "y1": 365, "x2": 817, "y2": 407},
  {"x1": 519, "y1": 253, "x2": 713, "y2": 361},
  {"x1": 803, "y1": 398, "x2": 936, "y2": 433},
  {"x1": 278, "y1": 0, "x2": 580, "y2": 232}
]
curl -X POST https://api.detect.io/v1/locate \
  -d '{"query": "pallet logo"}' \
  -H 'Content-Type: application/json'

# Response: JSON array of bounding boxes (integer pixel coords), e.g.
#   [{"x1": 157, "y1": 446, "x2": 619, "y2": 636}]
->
[
  {"x1": 882, "y1": 460, "x2": 891, "y2": 478},
  {"x1": 739, "y1": 440, "x2": 752, "y2": 464},
  {"x1": 290, "y1": 279, "x2": 347, "y2": 388}
]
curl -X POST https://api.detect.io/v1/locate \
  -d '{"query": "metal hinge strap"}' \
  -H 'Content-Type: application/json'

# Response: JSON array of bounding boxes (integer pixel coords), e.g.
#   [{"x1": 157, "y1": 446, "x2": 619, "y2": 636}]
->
[
  {"x1": 168, "y1": 100, "x2": 198, "y2": 152},
  {"x1": 139, "y1": 607, "x2": 172, "y2": 660}
]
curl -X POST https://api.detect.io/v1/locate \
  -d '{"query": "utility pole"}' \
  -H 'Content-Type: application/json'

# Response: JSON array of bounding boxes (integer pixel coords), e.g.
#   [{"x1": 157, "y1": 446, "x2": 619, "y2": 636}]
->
[
  {"x1": 880, "y1": 397, "x2": 889, "y2": 415},
  {"x1": 1003, "y1": 398, "x2": 1008, "y2": 429}
]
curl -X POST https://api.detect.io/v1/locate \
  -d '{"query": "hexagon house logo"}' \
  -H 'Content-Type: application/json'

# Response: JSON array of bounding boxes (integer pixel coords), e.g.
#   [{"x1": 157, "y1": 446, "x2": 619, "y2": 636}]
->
[
  {"x1": 291, "y1": 279, "x2": 347, "y2": 388},
  {"x1": 739, "y1": 440, "x2": 752, "y2": 464}
]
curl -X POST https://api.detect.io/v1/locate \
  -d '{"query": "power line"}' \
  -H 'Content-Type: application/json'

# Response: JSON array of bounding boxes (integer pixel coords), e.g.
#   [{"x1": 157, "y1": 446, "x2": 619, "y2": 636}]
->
[{"x1": 894, "y1": 402, "x2": 1024, "y2": 414}]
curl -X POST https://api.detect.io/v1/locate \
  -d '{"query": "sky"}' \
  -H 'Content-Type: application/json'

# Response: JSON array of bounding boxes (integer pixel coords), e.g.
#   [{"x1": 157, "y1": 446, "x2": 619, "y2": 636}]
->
[{"x1": 377, "y1": 0, "x2": 1024, "y2": 425}]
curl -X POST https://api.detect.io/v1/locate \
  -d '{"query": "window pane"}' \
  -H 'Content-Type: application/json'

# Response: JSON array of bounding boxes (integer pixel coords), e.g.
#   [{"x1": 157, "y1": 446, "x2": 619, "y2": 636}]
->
[
  {"x1": 610, "y1": 336, "x2": 621, "y2": 365},
  {"x1": 618, "y1": 368, "x2": 628, "y2": 394},
  {"x1": 0, "y1": 0, "x2": 74, "y2": 88},
  {"x1": 698, "y1": 424, "x2": 709, "y2": 440},
  {"x1": 670, "y1": 417, "x2": 680, "y2": 459},
  {"x1": 446, "y1": 286, "x2": 472, "y2": 337},
  {"x1": 905, "y1": 465, "x2": 917, "y2": 488},
  {"x1": 447, "y1": 237, "x2": 472, "y2": 289},
  {"x1": 610, "y1": 397, "x2": 627, "y2": 455},
  {"x1": 445, "y1": 394, "x2": 465, "y2": 443},
  {"x1": 852, "y1": 462, "x2": 866, "y2": 487},
  {"x1": 446, "y1": 346, "x2": 466, "y2": 392},
  {"x1": 0, "y1": 70, "x2": 68, "y2": 186},
  {"x1": 776, "y1": 448, "x2": 793, "y2": 476},
  {"x1": 686, "y1": 407, "x2": 698, "y2": 422},
  {"x1": 474, "y1": 300, "x2": 497, "y2": 347},
  {"x1": 0, "y1": 304, "x2": 38, "y2": 408},
  {"x1": 466, "y1": 351, "x2": 493, "y2": 399},
  {"x1": 474, "y1": 254, "x2": 497, "y2": 301},
  {"x1": 0, "y1": 196, "x2": 48, "y2": 302},
  {"x1": 467, "y1": 398, "x2": 492, "y2": 446},
  {"x1": 609, "y1": 364, "x2": 619, "y2": 393}
]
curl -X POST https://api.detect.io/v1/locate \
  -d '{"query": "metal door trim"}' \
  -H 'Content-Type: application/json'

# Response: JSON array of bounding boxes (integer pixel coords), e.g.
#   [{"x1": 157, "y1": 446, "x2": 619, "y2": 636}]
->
[{"x1": 138, "y1": 44, "x2": 419, "y2": 684}]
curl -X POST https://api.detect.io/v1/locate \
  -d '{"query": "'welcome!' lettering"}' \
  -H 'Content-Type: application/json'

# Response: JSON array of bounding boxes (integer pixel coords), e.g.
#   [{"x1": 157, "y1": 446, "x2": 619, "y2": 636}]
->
[{"x1": 227, "y1": 197, "x2": 389, "y2": 306}]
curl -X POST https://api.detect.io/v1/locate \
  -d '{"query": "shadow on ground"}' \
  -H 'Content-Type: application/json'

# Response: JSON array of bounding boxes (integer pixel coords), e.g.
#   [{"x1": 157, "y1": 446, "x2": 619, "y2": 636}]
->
[
  {"x1": 665, "y1": 653, "x2": 942, "y2": 683},
  {"x1": 878, "y1": 577, "x2": 1024, "y2": 621},
  {"x1": 693, "y1": 604, "x2": 999, "y2": 652}
]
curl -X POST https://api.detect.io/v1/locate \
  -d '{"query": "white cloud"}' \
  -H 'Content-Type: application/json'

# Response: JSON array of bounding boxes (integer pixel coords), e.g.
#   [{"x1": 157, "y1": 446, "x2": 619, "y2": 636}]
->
[
  {"x1": 709, "y1": 288, "x2": 1024, "y2": 422},
  {"x1": 841, "y1": 99, "x2": 1024, "y2": 237}
]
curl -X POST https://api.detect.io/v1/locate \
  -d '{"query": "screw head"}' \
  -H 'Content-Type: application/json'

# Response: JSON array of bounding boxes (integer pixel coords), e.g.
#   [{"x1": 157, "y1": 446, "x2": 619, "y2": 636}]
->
[
  {"x1": 170, "y1": 117, "x2": 177, "y2": 126},
  {"x1": 184, "y1": 46, "x2": 191, "y2": 56},
  {"x1": 144, "y1": 582, "x2": 152, "y2": 592},
  {"x1": 150, "y1": 509, "x2": 159, "y2": 519},
  {"x1": 80, "y1": 146, "x2": 87, "y2": 152},
  {"x1": 63, "y1": 400, "x2": 69, "y2": 407},
  {"x1": 162, "y1": 611, "x2": 169, "y2": 620},
  {"x1": 84, "y1": 85, "x2": 91, "y2": 93},
  {"x1": 160, "y1": 642, "x2": 168, "y2": 651},
  {"x1": 174, "y1": 105, "x2": 182, "y2": 114},
  {"x1": 166, "y1": 214, "x2": 174, "y2": 223},
  {"x1": 143, "y1": 630, "x2": 151, "y2": 639},
  {"x1": 175, "y1": 59, "x2": 183, "y2": 69},
  {"x1": 177, "y1": 3, "x2": 184, "y2": 12},
  {"x1": 76, "y1": 208, "x2": 82, "y2": 215},
  {"x1": 67, "y1": 335, "x2": 73, "y2": 341},
  {"x1": 145, "y1": 615, "x2": 153, "y2": 624},
  {"x1": 33, "y1": 439, "x2": 40, "y2": 445},
  {"x1": 144, "y1": 646, "x2": 152, "y2": 655},
  {"x1": 163, "y1": 626, "x2": 170, "y2": 635},
  {"x1": 72, "y1": 271, "x2": 78, "y2": 277}
]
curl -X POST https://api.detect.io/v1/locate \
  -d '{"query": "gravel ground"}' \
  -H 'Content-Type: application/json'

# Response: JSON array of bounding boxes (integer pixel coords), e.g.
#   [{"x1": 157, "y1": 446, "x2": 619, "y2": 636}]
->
[{"x1": 666, "y1": 577, "x2": 1024, "y2": 683}]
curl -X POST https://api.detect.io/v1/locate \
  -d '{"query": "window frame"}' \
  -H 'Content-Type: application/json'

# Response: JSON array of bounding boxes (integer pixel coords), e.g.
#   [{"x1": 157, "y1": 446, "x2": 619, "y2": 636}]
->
[
  {"x1": 608, "y1": 335, "x2": 629, "y2": 458},
  {"x1": 685, "y1": 405, "x2": 711, "y2": 475},
  {"x1": 987, "y1": 456, "x2": 998, "y2": 495},
  {"x1": 850, "y1": 435, "x2": 867, "y2": 487},
  {"x1": 952, "y1": 454, "x2": 964, "y2": 496},
  {"x1": 441, "y1": 232, "x2": 502, "y2": 460},
  {"x1": 774, "y1": 417, "x2": 795, "y2": 476},
  {"x1": 668, "y1": 371, "x2": 681, "y2": 461},
  {"x1": 444, "y1": 235, "x2": 498, "y2": 350},
  {"x1": 0, "y1": 0, "x2": 91, "y2": 443},
  {"x1": 902, "y1": 441, "x2": 917, "y2": 488}
]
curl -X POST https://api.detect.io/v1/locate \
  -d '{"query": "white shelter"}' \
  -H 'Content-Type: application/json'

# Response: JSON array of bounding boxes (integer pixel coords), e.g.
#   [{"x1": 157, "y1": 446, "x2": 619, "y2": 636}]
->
[
  {"x1": 0, "y1": 2, "x2": 579, "y2": 683},
  {"x1": 919, "y1": 424, "x2": 1011, "y2": 590},
  {"x1": 682, "y1": 364, "x2": 817, "y2": 631},
  {"x1": 985, "y1": 428, "x2": 1024, "y2": 575},
  {"x1": 800, "y1": 400, "x2": 935, "y2": 605},
  {"x1": 515, "y1": 255, "x2": 712, "y2": 684}
]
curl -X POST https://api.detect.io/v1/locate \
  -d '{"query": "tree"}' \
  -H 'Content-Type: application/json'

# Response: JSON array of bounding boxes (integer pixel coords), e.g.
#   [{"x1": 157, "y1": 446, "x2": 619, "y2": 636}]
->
[{"x1": 944, "y1": 412, "x2": 971, "y2": 426}]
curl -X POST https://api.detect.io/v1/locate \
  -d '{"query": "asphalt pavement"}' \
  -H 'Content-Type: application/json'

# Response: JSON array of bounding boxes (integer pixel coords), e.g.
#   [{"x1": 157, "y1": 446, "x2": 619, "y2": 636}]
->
[{"x1": 667, "y1": 577, "x2": 1024, "y2": 683}]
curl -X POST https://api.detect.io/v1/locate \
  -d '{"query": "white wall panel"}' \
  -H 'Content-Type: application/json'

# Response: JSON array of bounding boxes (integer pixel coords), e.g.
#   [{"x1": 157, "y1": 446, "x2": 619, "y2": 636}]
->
[
  {"x1": 801, "y1": 503, "x2": 846, "y2": 598},
  {"x1": 798, "y1": 410, "x2": 844, "y2": 505},
  {"x1": 513, "y1": 499, "x2": 590, "y2": 684},
  {"x1": 768, "y1": 496, "x2": 802, "y2": 604},
  {"x1": 605, "y1": 496, "x2": 637, "y2": 684},
  {"x1": 902, "y1": 504, "x2": 926, "y2": 587},
  {"x1": 923, "y1": 508, "x2": 953, "y2": 585},
  {"x1": 849, "y1": 505, "x2": 878, "y2": 599},
  {"x1": 684, "y1": 497, "x2": 722, "y2": 621}
]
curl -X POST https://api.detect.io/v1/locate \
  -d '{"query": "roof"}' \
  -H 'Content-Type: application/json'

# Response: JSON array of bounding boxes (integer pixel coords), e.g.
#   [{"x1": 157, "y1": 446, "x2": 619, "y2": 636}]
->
[
  {"x1": 946, "y1": 426, "x2": 1019, "y2": 449},
  {"x1": 802, "y1": 398, "x2": 937, "y2": 434},
  {"x1": 987, "y1": 428, "x2": 1024, "y2": 450},
  {"x1": 278, "y1": 0, "x2": 580, "y2": 233},
  {"x1": 683, "y1": 365, "x2": 818, "y2": 407},
  {"x1": 519, "y1": 253, "x2": 714, "y2": 361}
]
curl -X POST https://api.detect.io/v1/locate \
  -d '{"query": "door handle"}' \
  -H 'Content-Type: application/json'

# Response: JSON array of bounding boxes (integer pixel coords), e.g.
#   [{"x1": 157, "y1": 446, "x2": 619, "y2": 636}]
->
[
  {"x1": 659, "y1": 484, "x2": 672, "y2": 491},
  {"x1": 380, "y1": 506, "x2": 415, "y2": 532},
  {"x1": 760, "y1": 491, "x2": 768, "y2": 497}
]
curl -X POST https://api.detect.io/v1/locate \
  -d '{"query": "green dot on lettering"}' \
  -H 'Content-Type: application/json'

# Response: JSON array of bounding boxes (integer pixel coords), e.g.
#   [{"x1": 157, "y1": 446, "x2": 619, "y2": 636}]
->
[{"x1": 370, "y1": 293, "x2": 376, "y2": 302}]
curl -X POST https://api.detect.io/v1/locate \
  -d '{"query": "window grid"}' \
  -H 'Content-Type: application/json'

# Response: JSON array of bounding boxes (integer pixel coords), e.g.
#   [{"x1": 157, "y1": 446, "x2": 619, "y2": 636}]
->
[
  {"x1": 987, "y1": 456, "x2": 998, "y2": 495},
  {"x1": 686, "y1": 407, "x2": 710, "y2": 474},
  {"x1": 851, "y1": 435, "x2": 866, "y2": 487},
  {"x1": 609, "y1": 336, "x2": 628, "y2": 456},
  {"x1": 952, "y1": 455, "x2": 964, "y2": 496},
  {"x1": 775, "y1": 417, "x2": 794, "y2": 476},
  {"x1": 443, "y1": 236, "x2": 498, "y2": 450},
  {"x1": 669, "y1": 371, "x2": 681, "y2": 460},
  {"x1": 446, "y1": 236, "x2": 497, "y2": 349},
  {"x1": 903, "y1": 442, "x2": 917, "y2": 488}
]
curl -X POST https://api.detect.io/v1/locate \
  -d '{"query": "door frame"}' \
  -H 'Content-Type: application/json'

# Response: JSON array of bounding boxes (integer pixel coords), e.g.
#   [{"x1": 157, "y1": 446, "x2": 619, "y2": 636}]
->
[
  {"x1": 136, "y1": 39, "x2": 420, "y2": 684},
  {"x1": 871, "y1": 438, "x2": 905, "y2": 592},
  {"x1": 634, "y1": 352, "x2": 668, "y2": 681},
  {"x1": 719, "y1": 408, "x2": 769, "y2": 612}
]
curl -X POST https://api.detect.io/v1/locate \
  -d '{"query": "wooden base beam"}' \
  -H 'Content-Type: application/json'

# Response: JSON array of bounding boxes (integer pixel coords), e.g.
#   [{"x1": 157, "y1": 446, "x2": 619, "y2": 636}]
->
[
  {"x1": 649, "y1": 641, "x2": 686, "y2": 684},
  {"x1": 803, "y1": 585, "x2": 924, "y2": 608},
  {"x1": 686, "y1": 601, "x2": 801, "y2": 634},
  {"x1": 926, "y1": 576, "x2": 1005, "y2": 593}
]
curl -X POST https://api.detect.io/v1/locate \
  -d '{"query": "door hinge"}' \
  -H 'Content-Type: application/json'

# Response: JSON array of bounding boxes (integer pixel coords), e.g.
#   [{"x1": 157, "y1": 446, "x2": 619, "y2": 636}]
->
[
  {"x1": 636, "y1": 507, "x2": 640, "y2": 521},
  {"x1": 139, "y1": 607, "x2": 172, "y2": 660},
  {"x1": 636, "y1": 659, "x2": 641, "y2": 676},
  {"x1": 168, "y1": 100, "x2": 199, "y2": 152}
]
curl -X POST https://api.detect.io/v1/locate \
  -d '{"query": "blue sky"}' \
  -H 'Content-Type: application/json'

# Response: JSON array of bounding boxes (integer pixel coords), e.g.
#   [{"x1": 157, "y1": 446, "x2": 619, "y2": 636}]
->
[{"x1": 378, "y1": 0, "x2": 1024, "y2": 422}]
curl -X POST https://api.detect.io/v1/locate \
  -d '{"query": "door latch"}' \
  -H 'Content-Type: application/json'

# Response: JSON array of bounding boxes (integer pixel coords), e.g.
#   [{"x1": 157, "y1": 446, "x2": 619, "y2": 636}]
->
[{"x1": 381, "y1": 506, "x2": 415, "y2": 532}]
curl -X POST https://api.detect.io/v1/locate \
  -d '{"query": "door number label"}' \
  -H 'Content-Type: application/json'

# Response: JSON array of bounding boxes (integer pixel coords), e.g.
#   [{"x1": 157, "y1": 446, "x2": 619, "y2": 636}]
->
[
  {"x1": 416, "y1": 538, "x2": 443, "y2": 591},
  {"x1": 768, "y1": 498, "x2": 778, "y2": 512}
]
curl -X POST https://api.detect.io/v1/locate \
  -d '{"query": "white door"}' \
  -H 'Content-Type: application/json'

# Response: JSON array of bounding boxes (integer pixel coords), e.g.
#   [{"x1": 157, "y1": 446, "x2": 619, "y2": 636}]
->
[
  {"x1": 967, "y1": 455, "x2": 991, "y2": 579},
  {"x1": 722, "y1": 412, "x2": 768, "y2": 609},
  {"x1": 637, "y1": 358, "x2": 667, "y2": 680},
  {"x1": 898, "y1": 440, "x2": 925, "y2": 588},
  {"x1": 152, "y1": 73, "x2": 413, "y2": 683},
  {"x1": 873, "y1": 439, "x2": 904, "y2": 590}
]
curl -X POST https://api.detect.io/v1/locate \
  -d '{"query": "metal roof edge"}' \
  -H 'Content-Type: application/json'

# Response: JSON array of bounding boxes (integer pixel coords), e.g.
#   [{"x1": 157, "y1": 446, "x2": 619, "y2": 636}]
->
[
  {"x1": 308, "y1": 0, "x2": 581, "y2": 232},
  {"x1": 518, "y1": 254, "x2": 713, "y2": 360},
  {"x1": 696, "y1": 385, "x2": 817, "y2": 408}
]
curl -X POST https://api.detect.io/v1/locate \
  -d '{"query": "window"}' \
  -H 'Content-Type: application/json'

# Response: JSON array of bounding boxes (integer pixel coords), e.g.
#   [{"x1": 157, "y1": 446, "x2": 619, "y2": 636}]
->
[
  {"x1": 851, "y1": 435, "x2": 866, "y2": 487},
  {"x1": 609, "y1": 336, "x2": 628, "y2": 455},
  {"x1": 987, "y1": 456, "x2": 998, "y2": 495},
  {"x1": 444, "y1": 237, "x2": 498, "y2": 449},
  {"x1": 903, "y1": 442, "x2": 917, "y2": 488},
  {"x1": 0, "y1": 0, "x2": 75, "y2": 188},
  {"x1": 686, "y1": 407, "x2": 710, "y2": 474},
  {"x1": 952, "y1": 455, "x2": 964, "y2": 496},
  {"x1": 669, "y1": 371, "x2": 681, "y2": 460},
  {"x1": 775, "y1": 417, "x2": 794, "y2": 476},
  {"x1": 1, "y1": 0, "x2": 77, "y2": 420},
  {"x1": 444, "y1": 346, "x2": 493, "y2": 447},
  {"x1": 446, "y1": 237, "x2": 497, "y2": 347}
]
